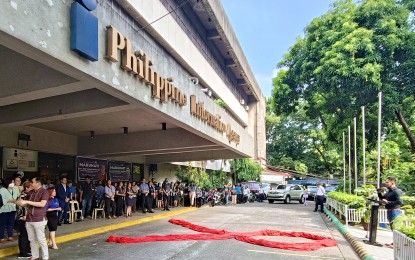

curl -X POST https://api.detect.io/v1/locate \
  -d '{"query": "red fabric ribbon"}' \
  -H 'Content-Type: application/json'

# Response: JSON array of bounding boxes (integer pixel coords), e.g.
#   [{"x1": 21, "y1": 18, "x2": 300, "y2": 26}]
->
[{"x1": 107, "y1": 219, "x2": 337, "y2": 251}]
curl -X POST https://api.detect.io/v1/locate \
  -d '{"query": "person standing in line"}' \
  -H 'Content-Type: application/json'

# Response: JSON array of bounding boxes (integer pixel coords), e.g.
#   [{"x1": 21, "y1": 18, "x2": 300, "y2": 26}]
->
[
  {"x1": 46, "y1": 187, "x2": 61, "y2": 250},
  {"x1": 162, "y1": 179, "x2": 171, "y2": 211},
  {"x1": 235, "y1": 184, "x2": 242, "y2": 204},
  {"x1": 0, "y1": 180, "x2": 20, "y2": 242},
  {"x1": 258, "y1": 185, "x2": 265, "y2": 202},
  {"x1": 223, "y1": 185, "x2": 230, "y2": 206},
  {"x1": 67, "y1": 180, "x2": 76, "y2": 201},
  {"x1": 104, "y1": 180, "x2": 117, "y2": 219},
  {"x1": 231, "y1": 185, "x2": 237, "y2": 205},
  {"x1": 157, "y1": 188, "x2": 164, "y2": 209},
  {"x1": 125, "y1": 182, "x2": 136, "y2": 217},
  {"x1": 15, "y1": 181, "x2": 32, "y2": 258},
  {"x1": 16, "y1": 177, "x2": 49, "y2": 260},
  {"x1": 56, "y1": 176, "x2": 71, "y2": 224},
  {"x1": 79, "y1": 176, "x2": 94, "y2": 219},
  {"x1": 314, "y1": 183, "x2": 326, "y2": 212},
  {"x1": 115, "y1": 182, "x2": 126, "y2": 217},
  {"x1": 148, "y1": 181, "x2": 156, "y2": 210},
  {"x1": 379, "y1": 176, "x2": 402, "y2": 248},
  {"x1": 189, "y1": 181, "x2": 196, "y2": 207},
  {"x1": 139, "y1": 179, "x2": 153, "y2": 213}
]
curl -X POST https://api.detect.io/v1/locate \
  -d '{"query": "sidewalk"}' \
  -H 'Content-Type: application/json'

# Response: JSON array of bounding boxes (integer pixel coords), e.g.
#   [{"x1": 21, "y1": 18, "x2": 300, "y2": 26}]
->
[
  {"x1": 344, "y1": 225, "x2": 394, "y2": 260},
  {"x1": 0, "y1": 206, "x2": 196, "y2": 258},
  {"x1": 324, "y1": 208, "x2": 394, "y2": 260}
]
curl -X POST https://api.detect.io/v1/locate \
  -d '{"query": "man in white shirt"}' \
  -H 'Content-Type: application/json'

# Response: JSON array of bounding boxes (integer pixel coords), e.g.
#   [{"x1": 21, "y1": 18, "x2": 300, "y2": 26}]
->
[{"x1": 313, "y1": 183, "x2": 326, "y2": 213}]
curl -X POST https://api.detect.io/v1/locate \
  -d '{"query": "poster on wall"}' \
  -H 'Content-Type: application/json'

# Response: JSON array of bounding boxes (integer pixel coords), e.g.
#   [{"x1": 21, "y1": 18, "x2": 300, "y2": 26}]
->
[
  {"x1": 108, "y1": 161, "x2": 131, "y2": 182},
  {"x1": 77, "y1": 157, "x2": 107, "y2": 182},
  {"x1": 2, "y1": 147, "x2": 38, "y2": 172}
]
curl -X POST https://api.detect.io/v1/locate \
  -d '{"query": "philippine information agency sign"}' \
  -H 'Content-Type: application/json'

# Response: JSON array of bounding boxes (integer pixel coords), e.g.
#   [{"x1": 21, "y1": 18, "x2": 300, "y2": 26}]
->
[
  {"x1": 105, "y1": 26, "x2": 240, "y2": 145},
  {"x1": 2, "y1": 147, "x2": 38, "y2": 172},
  {"x1": 108, "y1": 161, "x2": 131, "y2": 182}
]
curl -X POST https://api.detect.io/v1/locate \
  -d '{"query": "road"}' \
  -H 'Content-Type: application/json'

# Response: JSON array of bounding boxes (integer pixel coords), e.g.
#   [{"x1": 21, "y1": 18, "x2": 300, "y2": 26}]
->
[{"x1": 8, "y1": 201, "x2": 359, "y2": 260}]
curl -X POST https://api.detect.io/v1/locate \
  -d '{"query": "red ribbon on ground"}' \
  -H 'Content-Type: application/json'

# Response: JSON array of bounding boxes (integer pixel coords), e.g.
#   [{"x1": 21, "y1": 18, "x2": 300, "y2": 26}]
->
[{"x1": 107, "y1": 219, "x2": 337, "y2": 251}]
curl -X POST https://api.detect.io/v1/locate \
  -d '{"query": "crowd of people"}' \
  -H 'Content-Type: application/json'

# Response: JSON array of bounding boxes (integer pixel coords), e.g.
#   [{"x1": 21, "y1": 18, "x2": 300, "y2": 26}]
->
[{"x1": 0, "y1": 173, "x2": 269, "y2": 259}]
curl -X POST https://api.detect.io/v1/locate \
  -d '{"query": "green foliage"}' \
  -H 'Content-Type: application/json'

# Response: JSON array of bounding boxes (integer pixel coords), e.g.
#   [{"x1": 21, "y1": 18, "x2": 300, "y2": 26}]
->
[
  {"x1": 268, "y1": 0, "x2": 415, "y2": 181},
  {"x1": 328, "y1": 191, "x2": 366, "y2": 209},
  {"x1": 401, "y1": 204, "x2": 413, "y2": 210},
  {"x1": 393, "y1": 214, "x2": 415, "y2": 239},
  {"x1": 402, "y1": 196, "x2": 415, "y2": 208},
  {"x1": 337, "y1": 180, "x2": 356, "y2": 193},
  {"x1": 230, "y1": 159, "x2": 262, "y2": 182},
  {"x1": 175, "y1": 164, "x2": 209, "y2": 188},
  {"x1": 354, "y1": 184, "x2": 377, "y2": 197},
  {"x1": 214, "y1": 98, "x2": 227, "y2": 108},
  {"x1": 210, "y1": 170, "x2": 230, "y2": 189}
]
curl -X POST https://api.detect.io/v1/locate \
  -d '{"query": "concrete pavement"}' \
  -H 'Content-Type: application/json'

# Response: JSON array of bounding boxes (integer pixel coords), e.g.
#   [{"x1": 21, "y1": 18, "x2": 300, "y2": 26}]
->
[{"x1": 1, "y1": 202, "x2": 360, "y2": 259}]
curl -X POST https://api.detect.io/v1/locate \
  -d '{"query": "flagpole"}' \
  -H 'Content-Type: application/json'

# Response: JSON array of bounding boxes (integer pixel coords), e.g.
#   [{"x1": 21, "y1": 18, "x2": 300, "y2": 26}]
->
[
  {"x1": 348, "y1": 125, "x2": 352, "y2": 194},
  {"x1": 362, "y1": 106, "x2": 366, "y2": 186},
  {"x1": 377, "y1": 92, "x2": 382, "y2": 188},
  {"x1": 354, "y1": 117, "x2": 358, "y2": 189},
  {"x1": 343, "y1": 132, "x2": 346, "y2": 193}
]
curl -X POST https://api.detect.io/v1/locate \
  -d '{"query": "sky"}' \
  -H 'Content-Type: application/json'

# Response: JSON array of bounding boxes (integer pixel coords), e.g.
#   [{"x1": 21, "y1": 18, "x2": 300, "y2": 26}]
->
[{"x1": 221, "y1": 0, "x2": 336, "y2": 98}]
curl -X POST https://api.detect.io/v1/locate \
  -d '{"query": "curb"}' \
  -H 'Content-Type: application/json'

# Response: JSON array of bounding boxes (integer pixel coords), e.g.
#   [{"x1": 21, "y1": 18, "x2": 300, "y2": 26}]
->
[
  {"x1": 0, "y1": 207, "x2": 197, "y2": 258},
  {"x1": 323, "y1": 208, "x2": 377, "y2": 260}
]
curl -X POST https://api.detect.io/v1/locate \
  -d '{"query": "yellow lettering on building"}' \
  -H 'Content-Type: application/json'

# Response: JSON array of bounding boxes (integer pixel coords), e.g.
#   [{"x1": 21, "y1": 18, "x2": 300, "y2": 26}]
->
[
  {"x1": 190, "y1": 95, "x2": 240, "y2": 145},
  {"x1": 105, "y1": 26, "x2": 187, "y2": 106}
]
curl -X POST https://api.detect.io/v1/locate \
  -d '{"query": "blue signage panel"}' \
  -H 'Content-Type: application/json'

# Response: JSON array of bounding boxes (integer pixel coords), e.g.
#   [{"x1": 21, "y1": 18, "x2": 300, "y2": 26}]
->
[
  {"x1": 77, "y1": 157, "x2": 107, "y2": 181},
  {"x1": 70, "y1": 2, "x2": 98, "y2": 61},
  {"x1": 108, "y1": 161, "x2": 132, "y2": 182}
]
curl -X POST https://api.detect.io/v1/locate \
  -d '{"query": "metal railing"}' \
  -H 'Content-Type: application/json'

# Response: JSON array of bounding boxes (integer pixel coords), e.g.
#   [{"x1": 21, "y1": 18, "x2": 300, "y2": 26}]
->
[
  {"x1": 394, "y1": 230, "x2": 415, "y2": 260},
  {"x1": 326, "y1": 197, "x2": 400, "y2": 226}
]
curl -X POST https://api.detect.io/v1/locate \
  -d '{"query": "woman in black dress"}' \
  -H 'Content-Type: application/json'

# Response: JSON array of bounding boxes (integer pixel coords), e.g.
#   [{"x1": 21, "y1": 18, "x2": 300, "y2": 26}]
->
[
  {"x1": 46, "y1": 187, "x2": 61, "y2": 250},
  {"x1": 125, "y1": 182, "x2": 136, "y2": 217}
]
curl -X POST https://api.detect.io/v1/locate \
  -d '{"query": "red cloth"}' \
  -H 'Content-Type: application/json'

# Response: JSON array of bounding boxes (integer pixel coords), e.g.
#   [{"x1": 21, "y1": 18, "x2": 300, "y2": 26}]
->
[{"x1": 107, "y1": 219, "x2": 337, "y2": 251}]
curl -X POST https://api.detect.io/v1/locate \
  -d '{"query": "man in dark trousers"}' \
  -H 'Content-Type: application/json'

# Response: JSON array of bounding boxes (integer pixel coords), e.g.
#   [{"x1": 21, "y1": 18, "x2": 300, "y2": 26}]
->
[
  {"x1": 139, "y1": 178, "x2": 153, "y2": 214},
  {"x1": 162, "y1": 178, "x2": 171, "y2": 211},
  {"x1": 56, "y1": 176, "x2": 71, "y2": 224},
  {"x1": 379, "y1": 176, "x2": 402, "y2": 248},
  {"x1": 79, "y1": 176, "x2": 94, "y2": 218},
  {"x1": 313, "y1": 183, "x2": 326, "y2": 213}
]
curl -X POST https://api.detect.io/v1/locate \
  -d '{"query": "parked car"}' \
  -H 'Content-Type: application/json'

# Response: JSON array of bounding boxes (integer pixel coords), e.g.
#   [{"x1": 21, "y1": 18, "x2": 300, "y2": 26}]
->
[
  {"x1": 267, "y1": 184, "x2": 305, "y2": 204},
  {"x1": 307, "y1": 186, "x2": 318, "y2": 200},
  {"x1": 325, "y1": 186, "x2": 337, "y2": 193},
  {"x1": 261, "y1": 183, "x2": 272, "y2": 196}
]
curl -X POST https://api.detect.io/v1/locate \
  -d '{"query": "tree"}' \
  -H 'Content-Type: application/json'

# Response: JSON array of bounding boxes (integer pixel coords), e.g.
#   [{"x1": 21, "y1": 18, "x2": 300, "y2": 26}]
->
[
  {"x1": 267, "y1": 98, "x2": 342, "y2": 176},
  {"x1": 230, "y1": 159, "x2": 262, "y2": 182},
  {"x1": 273, "y1": 0, "x2": 415, "y2": 153}
]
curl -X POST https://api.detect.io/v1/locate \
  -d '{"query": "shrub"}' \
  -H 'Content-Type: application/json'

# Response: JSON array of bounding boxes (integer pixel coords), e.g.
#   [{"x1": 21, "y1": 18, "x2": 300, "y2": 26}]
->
[
  {"x1": 328, "y1": 191, "x2": 366, "y2": 209},
  {"x1": 393, "y1": 214, "x2": 415, "y2": 239},
  {"x1": 402, "y1": 196, "x2": 415, "y2": 208}
]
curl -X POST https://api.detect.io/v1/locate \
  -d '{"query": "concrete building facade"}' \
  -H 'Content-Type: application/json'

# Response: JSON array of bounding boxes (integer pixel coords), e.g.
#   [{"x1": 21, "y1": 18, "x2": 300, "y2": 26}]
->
[{"x1": 0, "y1": 0, "x2": 265, "y2": 182}]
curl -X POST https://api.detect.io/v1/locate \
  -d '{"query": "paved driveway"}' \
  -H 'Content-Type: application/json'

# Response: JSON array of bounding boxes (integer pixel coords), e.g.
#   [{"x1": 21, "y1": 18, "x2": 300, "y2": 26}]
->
[{"x1": 6, "y1": 202, "x2": 359, "y2": 259}]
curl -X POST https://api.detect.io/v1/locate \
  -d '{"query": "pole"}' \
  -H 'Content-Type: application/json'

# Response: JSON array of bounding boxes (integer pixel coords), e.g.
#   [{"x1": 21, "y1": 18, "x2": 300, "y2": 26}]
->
[
  {"x1": 377, "y1": 92, "x2": 382, "y2": 188},
  {"x1": 362, "y1": 106, "x2": 366, "y2": 186},
  {"x1": 343, "y1": 132, "x2": 346, "y2": 193},
  {"x1": 348, "y1": 126, "x2": 352, "y2": 194},
  {"x1": 354, "y1": 117, "x2": 358, "y2": 189}
]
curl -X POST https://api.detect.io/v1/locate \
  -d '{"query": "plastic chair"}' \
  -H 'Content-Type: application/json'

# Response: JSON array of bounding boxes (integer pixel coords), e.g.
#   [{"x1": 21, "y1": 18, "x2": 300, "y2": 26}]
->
[
  {"x1": 69, "y1": 200, "x2": 83, "y2": 222},
  {"x1": 92, "y1": 200, "x2": 106, "y2": 219}
]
